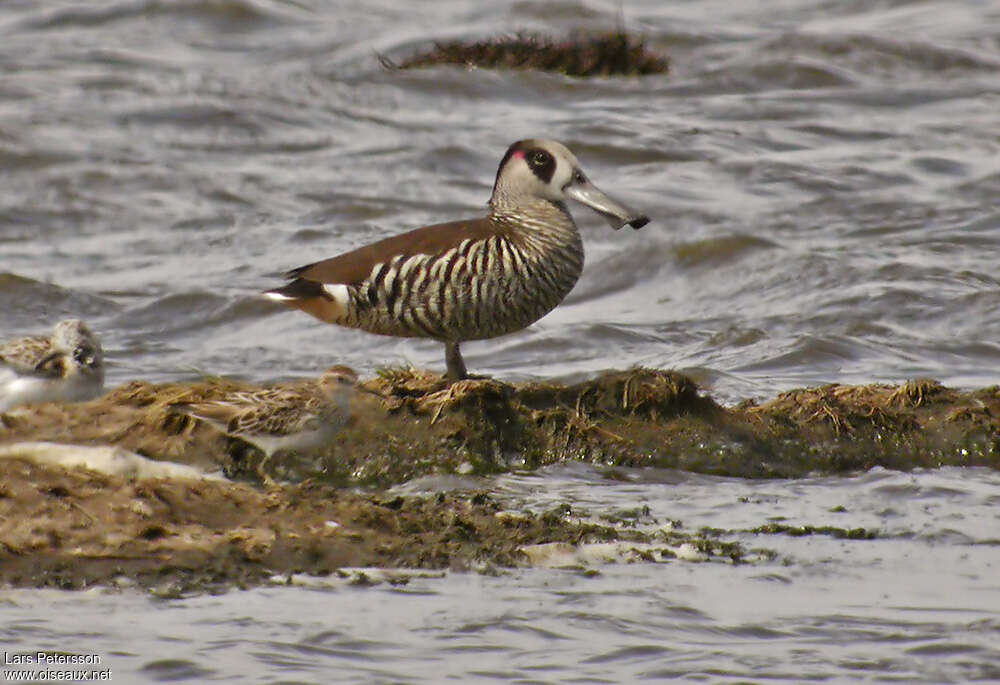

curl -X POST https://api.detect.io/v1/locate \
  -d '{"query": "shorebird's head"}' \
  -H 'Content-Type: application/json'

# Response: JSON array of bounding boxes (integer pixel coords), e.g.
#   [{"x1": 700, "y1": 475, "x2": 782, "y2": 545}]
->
[
  {"x1": 49, "y1": 319, "x2": 104, "y2": 378},
  {"x1": 317, "y1": 365, "x2": 359, "y2": 393},
  {"x1": 317, "y1": 365, "x2": 385, "y2": 405},
  {"x1": 490, "y1": 138, "x2": 650, "y2": 230}
]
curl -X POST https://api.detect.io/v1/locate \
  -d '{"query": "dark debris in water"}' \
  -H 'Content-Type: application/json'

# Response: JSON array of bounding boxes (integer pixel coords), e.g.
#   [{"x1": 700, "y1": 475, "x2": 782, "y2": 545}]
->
[{"x1": 382, "y1": 31, "x2": 669, "y2": 77}]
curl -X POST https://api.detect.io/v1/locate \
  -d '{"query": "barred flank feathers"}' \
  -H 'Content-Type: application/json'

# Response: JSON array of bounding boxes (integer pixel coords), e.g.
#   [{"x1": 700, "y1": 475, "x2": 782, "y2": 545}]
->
[{"x1": 342, "y1": 205, "x2": 582, "y2": 342}]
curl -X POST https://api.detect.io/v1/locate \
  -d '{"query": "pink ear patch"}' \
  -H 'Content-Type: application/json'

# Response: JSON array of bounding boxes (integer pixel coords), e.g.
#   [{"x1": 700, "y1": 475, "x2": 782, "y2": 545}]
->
[{"x1": 511, "y1": 149, "x2": 526, "y2": 159}]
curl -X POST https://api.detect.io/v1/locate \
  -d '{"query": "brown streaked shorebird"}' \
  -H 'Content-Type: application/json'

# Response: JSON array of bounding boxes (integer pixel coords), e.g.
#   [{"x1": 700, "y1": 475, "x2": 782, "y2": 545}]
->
[
  {"x1": 265, "y1": 139, "x2": 650, "y2": 379},
  {"x1": 0, "y1": 319, "x2": 105, "y2": 412},
  {"x1": 171, "y1": 365, "x2": 368, "y2": 481}
]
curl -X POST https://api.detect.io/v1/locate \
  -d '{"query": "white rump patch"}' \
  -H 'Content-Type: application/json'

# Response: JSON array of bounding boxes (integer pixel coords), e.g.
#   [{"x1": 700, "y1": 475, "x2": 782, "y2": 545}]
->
[
  {"x1": 263, "y1": 291, "x2": 293, "y2": 302},
  {"x1": 322, "y1": 283, "x2": 350, "y2": 306}
]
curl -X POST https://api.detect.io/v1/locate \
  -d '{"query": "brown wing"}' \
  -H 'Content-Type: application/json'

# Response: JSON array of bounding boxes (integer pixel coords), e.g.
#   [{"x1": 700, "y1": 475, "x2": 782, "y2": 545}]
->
[
  {"x1": 178, "y1": 387, "x2": 322, "y2": 435},
  {"x1": 0, "y1": 335, "x2": 53, "y2": 372},
  {"x1": 286, "y1": 217, "x2": 501, "y2": 286}
]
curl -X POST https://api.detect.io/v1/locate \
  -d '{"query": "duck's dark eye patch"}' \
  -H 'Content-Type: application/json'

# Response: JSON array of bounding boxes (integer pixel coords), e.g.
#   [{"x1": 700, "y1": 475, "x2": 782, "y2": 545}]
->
[{"x1": 526, "y1": 149, "x2": 555, "y2": 183}]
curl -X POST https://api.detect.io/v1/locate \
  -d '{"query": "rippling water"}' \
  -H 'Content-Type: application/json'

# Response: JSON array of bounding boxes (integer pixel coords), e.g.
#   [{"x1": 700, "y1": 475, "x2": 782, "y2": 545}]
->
[
  {"x1": 2, "y1": 0, "x2": 1000, "y2": 682},
  {"x1": 3, "y1": 0, "x2": 999, "y2": 400}
]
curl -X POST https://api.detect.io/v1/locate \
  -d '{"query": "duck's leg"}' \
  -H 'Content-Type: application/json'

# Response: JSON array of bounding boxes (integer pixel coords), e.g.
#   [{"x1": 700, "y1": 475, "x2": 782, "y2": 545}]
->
[{"x1": 444, "y1": 341, "x2": 468, "y2": 381}]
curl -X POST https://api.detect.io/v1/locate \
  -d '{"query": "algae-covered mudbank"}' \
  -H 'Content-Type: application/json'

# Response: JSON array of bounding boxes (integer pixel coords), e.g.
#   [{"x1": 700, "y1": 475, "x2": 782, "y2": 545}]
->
[
  {"x1": 0, "y1": 456, "x2": 752, "y2": 592},
  {"x1": 2, "y1": 370, "x2": 997, "y2": 486},
  {"x1": 356, "y1": 371, "x2": 999, "y2": 479},
  {"x1": 1, "y1": 369, "x2": 997, "y2": 590}
]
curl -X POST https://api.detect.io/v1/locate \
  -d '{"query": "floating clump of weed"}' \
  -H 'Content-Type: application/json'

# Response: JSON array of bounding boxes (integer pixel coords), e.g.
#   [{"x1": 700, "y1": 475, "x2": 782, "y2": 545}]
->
[
  {"x1": 382, "y1": 31, "x2": 669, "y2": 77},
  {"x1": 748, "y1": 523, "x2": 878, "y2": 540}
]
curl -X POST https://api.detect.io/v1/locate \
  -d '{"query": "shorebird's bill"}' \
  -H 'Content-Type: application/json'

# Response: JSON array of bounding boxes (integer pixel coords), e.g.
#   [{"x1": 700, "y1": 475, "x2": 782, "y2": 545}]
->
[{"x1": 356, "y1": 384, "x2": 387, "y2": 399}]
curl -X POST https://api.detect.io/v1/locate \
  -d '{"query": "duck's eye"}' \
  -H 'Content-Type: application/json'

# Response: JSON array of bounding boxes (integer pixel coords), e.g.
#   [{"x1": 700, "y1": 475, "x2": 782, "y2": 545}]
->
[
  {"x1": 529, "y1": 150, "x2": 551, "y2": 168},
  {"x1": 573, "y1": 170, "x2": 586, "y2": 184}
]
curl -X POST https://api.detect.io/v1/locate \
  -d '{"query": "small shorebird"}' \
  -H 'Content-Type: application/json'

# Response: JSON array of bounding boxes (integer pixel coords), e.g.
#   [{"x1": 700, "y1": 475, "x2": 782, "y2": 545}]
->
[
  {"x1": 265, "y1": 138, "x2": 650, "y2": 380},
  {"x1": 0, "y1": 319, "x2": 105, "y2": 412},
  {"x1": 171, "y1": 365, "x2": 366, "y2": 481}
]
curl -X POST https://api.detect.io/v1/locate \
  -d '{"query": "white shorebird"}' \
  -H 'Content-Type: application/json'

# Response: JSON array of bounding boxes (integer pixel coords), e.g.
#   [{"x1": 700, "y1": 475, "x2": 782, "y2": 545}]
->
[
  {"x1": 0, "y1": 319, "x2": 105, "y2": 413},
  {"x1": 171, "y1": 365, "x2": 368, "y2": 482}
]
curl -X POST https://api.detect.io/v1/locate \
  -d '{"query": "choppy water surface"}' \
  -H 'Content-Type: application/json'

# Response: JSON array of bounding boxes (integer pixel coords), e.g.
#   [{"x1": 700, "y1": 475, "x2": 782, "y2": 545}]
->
[
  {"x1": 2, "y1": 0, "x2": 1000, "y2": 682},
  {"x1": 3, "y1": 0, "x2": 1000, "y2": 398}
]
